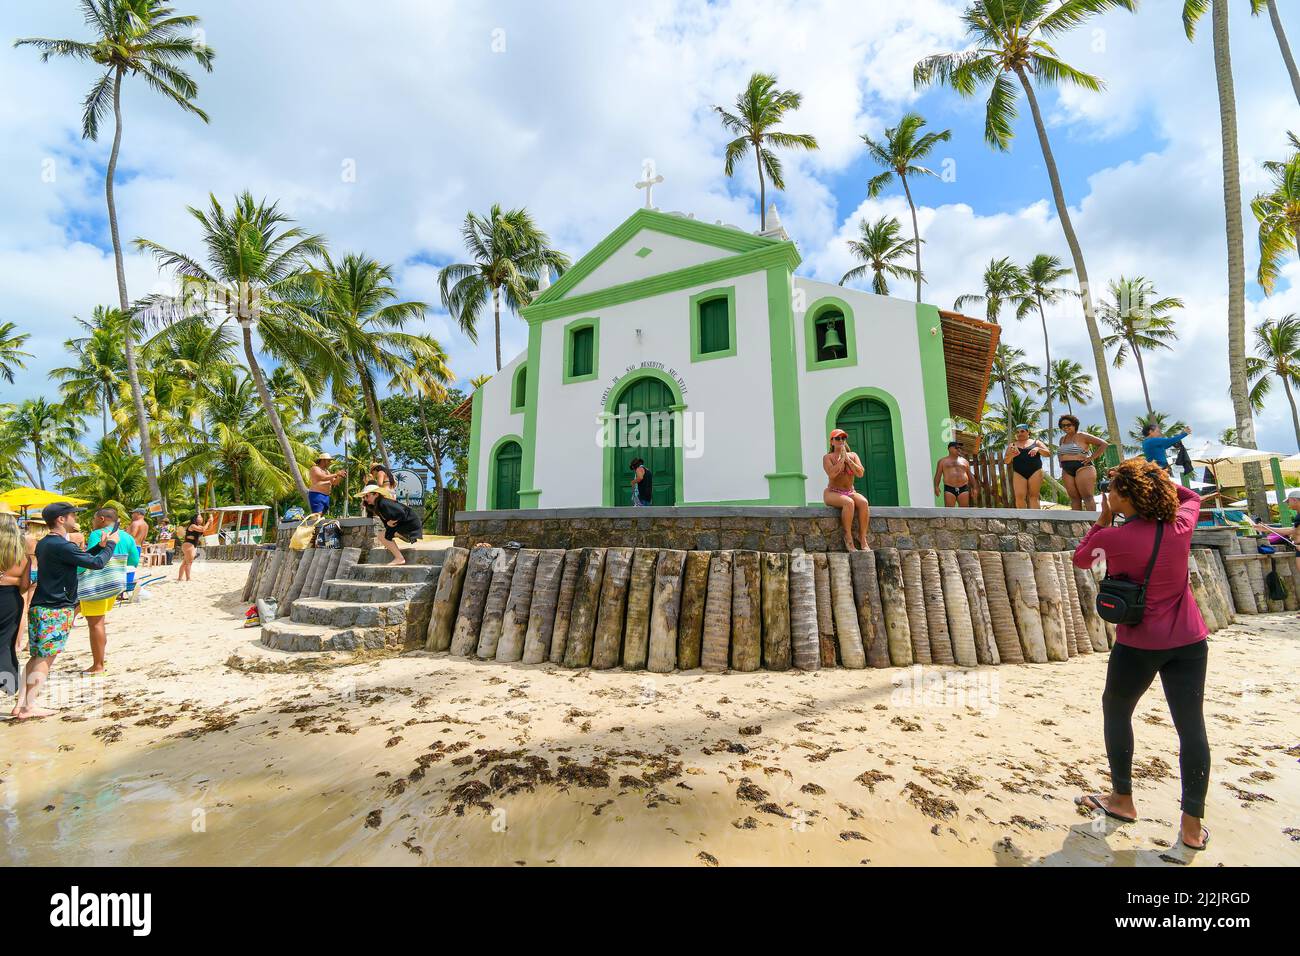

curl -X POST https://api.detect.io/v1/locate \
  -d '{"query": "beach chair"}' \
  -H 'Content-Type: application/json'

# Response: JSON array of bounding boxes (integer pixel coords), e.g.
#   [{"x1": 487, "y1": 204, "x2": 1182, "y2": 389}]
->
[{"x1": 118, "y1": 571, "x2": 167, "y2": 604}]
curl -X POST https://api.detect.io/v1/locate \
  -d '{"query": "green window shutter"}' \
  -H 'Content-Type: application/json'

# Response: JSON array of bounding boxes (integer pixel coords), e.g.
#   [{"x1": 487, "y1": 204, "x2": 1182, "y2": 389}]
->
[
  {"x1": 571, "y1": 326, "x2": 594, "y2": 377},
  {"x1": 698, "y1": 298, "x2": 729, "y2": 354}
]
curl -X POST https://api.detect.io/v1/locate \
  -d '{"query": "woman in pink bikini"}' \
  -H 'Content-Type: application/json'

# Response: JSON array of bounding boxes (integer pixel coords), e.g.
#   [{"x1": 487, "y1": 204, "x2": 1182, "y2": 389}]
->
[{"x1": 823, "y1": 428, "x2": 870, "y2": 551}]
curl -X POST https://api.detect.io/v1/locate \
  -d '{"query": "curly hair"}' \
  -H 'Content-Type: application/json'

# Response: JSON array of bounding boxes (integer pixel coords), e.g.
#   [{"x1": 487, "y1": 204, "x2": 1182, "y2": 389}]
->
[{"x1": 1109, "y1": 457, "x2": 1178, "y2": 522}]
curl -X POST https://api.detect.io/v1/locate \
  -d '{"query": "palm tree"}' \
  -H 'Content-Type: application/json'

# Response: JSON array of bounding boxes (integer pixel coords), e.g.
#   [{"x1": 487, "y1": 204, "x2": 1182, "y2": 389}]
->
[
  {"x1": 838, "y1": 216, "x2": 920, "y2": 296},
  {"x1": 135, "y1": 191, "x2": 339, "y2": 507},
  {"x1": 8, "y1": 398, "x2": 85, "y2": 489},
  {"x1": 469, "y1": 374, "x2": 492, "y2": 390},
  {"x1": 1014, "y1": 254, "x2": 1077, "y2": 449},
  {"x1": 715, "y1": 71, "x2": 819, "y2": 231},
  {"x1": 313, "y1": 252, "x2": 439, "y2": 473},
  {"x1": 61, "y1": 438, "x2": 148, "y2": 506},
  {"x1": 1184, "y1": 0, "x2": 1268, "y2": 516},
  {"x1": 1256, "y1": 0, "x2": 1300, "y2": 104},
  {"x1": 915, "y1": 0, "x2": 1136, "y2": 451},
  {"x1": 861, "y1": 113, "x2": 952, "y2": 301},
  {"x1": 991, "y1": 344, "x2": 1041, "y2": 419},
  {"x1": 438, "y1": 204, "x2": 570, "y2": 371},
  {"x1": 986, "y1": 391, "x2": 1048, "y2": 451},
  {"x1": 1099, "y1": 276, "x2": 1184, "y2": 417},
  {"x1": 1252, "y1": 152, "x2": 1300, "y2": 293},
  {"x1": 16, "y1": 1, "x2": 216, "y2": 509},
  {"x1": 0, "y1": 321, "x2": 33, "y2": 384},
  {"x1": 52, "y1": 306, "x2": 129, "y2": 436},
  {"x1": 954, "y1": 257, "x2": 1024, "y2": 324},
  {"x1": 1246, "y1": 314, "x2": 1300, "y2": 447},
  {"x1": 1048, "y1": 358, "x2": 1094, "y2": 415}
]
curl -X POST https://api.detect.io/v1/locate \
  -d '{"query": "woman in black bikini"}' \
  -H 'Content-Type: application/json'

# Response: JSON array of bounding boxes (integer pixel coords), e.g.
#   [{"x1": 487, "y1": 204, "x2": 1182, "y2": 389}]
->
[
  {"x1": 1003, "y1": 424, "x2": 1049, "y2": 509},
  {"x1": 178, "y1": 514, "x2": 205, "y2": 582},
  {"x1": 1056, "y1": 414, "x2": 1109, "y2": 511}
]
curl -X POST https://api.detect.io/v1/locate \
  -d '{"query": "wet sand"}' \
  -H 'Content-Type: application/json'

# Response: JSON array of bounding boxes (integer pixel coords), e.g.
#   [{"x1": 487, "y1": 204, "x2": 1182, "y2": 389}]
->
[{"x1": 2, "y1": 560, "x2": 1297, "y2": 866}]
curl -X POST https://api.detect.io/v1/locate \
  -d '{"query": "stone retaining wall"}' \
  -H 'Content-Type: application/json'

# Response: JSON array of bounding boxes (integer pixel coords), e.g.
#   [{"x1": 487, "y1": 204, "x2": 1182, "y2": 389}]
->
[
  {"x1": 274, "y1": 516, "x2": 378, "y2": 553},
  {"x1": 453, "y1": 506, "x2": 1097, "y2": 554}
]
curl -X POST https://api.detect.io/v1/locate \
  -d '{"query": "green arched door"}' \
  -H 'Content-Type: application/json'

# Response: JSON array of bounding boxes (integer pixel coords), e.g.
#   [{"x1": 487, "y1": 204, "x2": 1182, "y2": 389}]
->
[
  {"x1": 835, "y1": 398, "x2": 898, "y2": 505},
  {"x1": 493, "y1": 440, "x2": 522, "y2": 510},
  {"x1": 609, "y1": 377, "x2": 676, "y2": 505}
]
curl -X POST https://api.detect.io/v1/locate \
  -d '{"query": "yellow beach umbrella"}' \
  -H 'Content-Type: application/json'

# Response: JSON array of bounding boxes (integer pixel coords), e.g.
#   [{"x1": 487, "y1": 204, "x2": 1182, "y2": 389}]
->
[{"x1": 0, "y1": 487, "x2": 91, "y2": 511}]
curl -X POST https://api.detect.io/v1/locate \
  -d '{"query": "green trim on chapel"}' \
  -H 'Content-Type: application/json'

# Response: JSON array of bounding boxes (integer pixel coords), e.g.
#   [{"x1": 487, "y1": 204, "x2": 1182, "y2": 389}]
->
[
  {"x1": 824, "y1": 386, "x2": 911, "y2": 507},
  {"x1": 803, "y1": 295, "x2": 858, "y2": 371},
  {"x1": 522, "y1": 242, "x2": 801, "y2": 324},
  {"x1": 510, "y1": 363, "x2": 527, "y2": 413},
  {"x1": 688, "y1": 285, "x2": 737, "y2": 363},
  {"x1": 600, "y1": 368, "x2": 687, "y2": 507},
  {"x1": 764, "y1": 266, "x2": 807, "y2": 505},
  {"x1": 465, "y1": 387, "x2": 483, "y2": 511},
  {"x1": 561, "y1": 316, "x2": 600, "y2": 385},
  {"x1": 914, "y1": 303, "x2": 952, "y2": 507},
  {"x1": 517, "y1": 319, "x2": 544, "y2": 508},
  {"x1": 531, "y1": 208, "x2": 780, "y2": 310}
]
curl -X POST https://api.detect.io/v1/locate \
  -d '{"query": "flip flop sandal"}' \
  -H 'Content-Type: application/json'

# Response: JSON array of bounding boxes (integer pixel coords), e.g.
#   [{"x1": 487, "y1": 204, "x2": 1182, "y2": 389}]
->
[
  {"x1": 1075, "y1": 794, "x2": 1137, "y2": 823},
  {"x1": 1182, "y1": 826, "x2": 1210, "y2": 851}
]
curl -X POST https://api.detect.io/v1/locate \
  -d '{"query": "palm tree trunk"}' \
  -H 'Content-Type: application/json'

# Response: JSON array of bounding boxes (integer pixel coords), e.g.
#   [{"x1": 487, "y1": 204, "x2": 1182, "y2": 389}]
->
[
  {"x1": 107, "y1": 67, "x2": 163, "y2": 509},
  {"x1": 416, "y1": 397, "x2": 448, "y2": 534},
  {"x1": 239, "y1": 319, "x2": 311, "y2": 506},
  {"x1": 492, "y1": 284, "x2": 502, "y2": 371},
  {"x1": 359, "y1": 370, "x2": 392, "y2": 472},
  {"x1": 1038, "y1": 294, "x2": 1054, "y2": 476},
  {"x1": 1014, "y1": 66, "x2": 1122, "y2": 452},
  {"x1": 901, "y1": 174, "x2": 923, "y2": 302},
  {"x1": 1211, "y1": 0, "x2": 1269, "y2": 517},
  {"x1": 754, "y1": 140, "x2": 767, "y2": 231},
  {"x1": 1282, "y1": 372, "x2": 1300, "y2": 449},
  {"x1": 34, "y1": 446, "x2": 45, "y2": 490},
  {"x1": 17, "y1": 458, "x2": 38, "y2": 488},
  {"x1": 1268, "y1": 0, "x2": 1300, "y2": 105},
  {"x1": 1132, "y1": 341, "x2": 1153, "y2": 416}
]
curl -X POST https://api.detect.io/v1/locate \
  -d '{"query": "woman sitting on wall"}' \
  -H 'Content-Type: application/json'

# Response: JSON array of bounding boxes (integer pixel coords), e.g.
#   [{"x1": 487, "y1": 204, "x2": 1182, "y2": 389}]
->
[{"x1": 822, "y1": 429, "x2": 870, "y2": 552}]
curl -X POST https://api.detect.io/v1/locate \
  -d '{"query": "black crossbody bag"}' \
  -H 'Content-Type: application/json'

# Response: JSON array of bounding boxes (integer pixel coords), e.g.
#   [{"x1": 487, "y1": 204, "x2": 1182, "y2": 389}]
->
[{"x1": 1096, "y1": 521, "x2": 1164, "y2": 626}]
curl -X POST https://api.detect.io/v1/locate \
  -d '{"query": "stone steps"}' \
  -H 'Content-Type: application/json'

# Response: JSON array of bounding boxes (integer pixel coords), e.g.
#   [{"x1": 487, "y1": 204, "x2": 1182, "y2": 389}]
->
[
  {"x1": 260, "y1": 619, "x2": 393, "y2": 653},
  {"x1": 260, "y1": 546, "x2": 444, "y2": 653},
  {"x1": 320, "y1": 578, "x2": 433, "y2": 604}
]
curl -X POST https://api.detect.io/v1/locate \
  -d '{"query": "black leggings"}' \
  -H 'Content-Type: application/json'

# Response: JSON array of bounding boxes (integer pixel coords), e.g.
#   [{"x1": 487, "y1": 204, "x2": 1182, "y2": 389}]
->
[{"x1": 1102, "y1": 640, "x2": 1210, "y2": 818}]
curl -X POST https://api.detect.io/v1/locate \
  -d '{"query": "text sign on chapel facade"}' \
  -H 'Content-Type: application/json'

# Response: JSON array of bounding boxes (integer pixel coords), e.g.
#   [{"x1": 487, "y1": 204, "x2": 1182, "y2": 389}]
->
[{"x1": 600, "y1": 361, "x2": 688, "y2": 405}]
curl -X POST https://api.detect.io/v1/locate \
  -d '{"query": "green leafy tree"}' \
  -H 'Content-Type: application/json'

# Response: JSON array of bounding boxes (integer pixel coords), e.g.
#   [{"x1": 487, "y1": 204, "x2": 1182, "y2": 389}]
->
[
  {"x1": 1252, "y1": 152, "x2": 1300, "y2": 293},
  {"x1": 1245, "y1": 314, "x2": 1300, "y2": 448},
  {"x1": 7, "y1": 398, "x2": 86, "y2": 489},
  {"x1": 438, "y1": 205, "x2": 569, "y2": 371},
  {"x1": 390, "y1": 356, "x2": 457, "y2": 532},
  {"x1": 861, "y1": 112, "x2": 951, "y2": 301},
  {"x1": 715, "y1": 71, "x2": 819, "y2": 231},
  {"x1": 838, "y1": 216, "x2": 920, "y2": 296},
  {"x1": 61, "y1": 438, "x2": 148, "y2": 506},
  {"x1": 136, "y1": 191, "x2": 339, "y2": 507},
  {"x1": 16, "y1": 0, "x2": 216, "y2": 508},
  {"x1": 991, "y1": 344, "x2": 1041, "y2": 422},
  {"x1": 1099, "y1": 276, "x2": 1183, "y2": 416},
  {"x1": 915, "y1": 0, "x2": 1137, "y2": 451},
  {"x1": 52, "y1": 306, "x2": 129, "y2": 437},
  {"x1": 380, "y1": 390, "x2": 469, "y2": 535}
]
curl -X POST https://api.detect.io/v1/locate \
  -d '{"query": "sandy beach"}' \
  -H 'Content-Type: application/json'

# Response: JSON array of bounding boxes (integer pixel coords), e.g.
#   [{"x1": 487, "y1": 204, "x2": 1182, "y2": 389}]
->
[{"x1": 1, "y1": 558, "x2": 1296, "y2": 866}]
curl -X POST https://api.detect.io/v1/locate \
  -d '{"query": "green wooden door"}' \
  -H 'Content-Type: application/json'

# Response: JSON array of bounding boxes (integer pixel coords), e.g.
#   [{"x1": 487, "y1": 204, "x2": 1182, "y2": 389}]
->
[
  {"x1": 610, "y1": 377, "x2": 676, "y2": 505},
  {"x1": 835, "y1": 398, "x2": 898, "y2": 505},
  {"x1": 493, "y1": 440, "x2": 522, "y2": 510}
]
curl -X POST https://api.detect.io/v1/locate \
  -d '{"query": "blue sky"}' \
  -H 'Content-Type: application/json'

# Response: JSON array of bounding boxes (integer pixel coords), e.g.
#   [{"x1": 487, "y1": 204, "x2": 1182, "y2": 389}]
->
[{"x1": 3, "y1": 0, "x2": 1300, "y2": 458}]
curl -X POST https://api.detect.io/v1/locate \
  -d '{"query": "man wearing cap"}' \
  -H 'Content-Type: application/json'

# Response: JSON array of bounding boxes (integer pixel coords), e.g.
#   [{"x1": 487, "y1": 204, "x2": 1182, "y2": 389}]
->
[
  {"x1": 308, "y1": 452, "x2": 345, "y2": 515},
  {"x1": 358, "y1": 485, "x2": 422, "y2": 565},
  {"x1": 933, "y1": 441, "x2": 980, "y2": 508},
  {"x1": 16, "y1": 502, "x2": 118, "y2": 719}
]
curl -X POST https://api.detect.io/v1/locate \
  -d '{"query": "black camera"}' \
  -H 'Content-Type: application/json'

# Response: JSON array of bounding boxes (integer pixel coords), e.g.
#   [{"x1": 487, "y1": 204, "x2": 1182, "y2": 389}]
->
[{"x1": 1097, "y1": 478, "x2": 1111, "y2": 493}]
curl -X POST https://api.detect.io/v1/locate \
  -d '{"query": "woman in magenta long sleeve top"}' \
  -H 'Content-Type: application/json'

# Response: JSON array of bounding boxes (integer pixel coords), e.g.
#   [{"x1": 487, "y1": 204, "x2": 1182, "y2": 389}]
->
[{"x1": 1071, "y1": 459, "x2": 1210, "y2": 851}]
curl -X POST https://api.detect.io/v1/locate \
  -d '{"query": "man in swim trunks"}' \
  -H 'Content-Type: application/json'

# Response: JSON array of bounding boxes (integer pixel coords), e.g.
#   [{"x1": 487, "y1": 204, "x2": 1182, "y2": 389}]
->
[
  {"x1": 933, "y1": 441, "x2": 980, "y2": 507},
  {"x1": 308, "y1": 452, "x2": 345, "y2": 514},
  {"x1": 16, "y1": 502, "x2": 117, "y2": 719}
]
